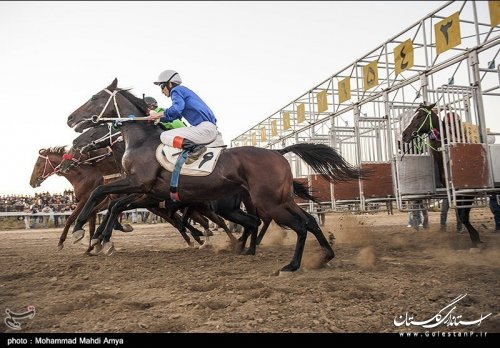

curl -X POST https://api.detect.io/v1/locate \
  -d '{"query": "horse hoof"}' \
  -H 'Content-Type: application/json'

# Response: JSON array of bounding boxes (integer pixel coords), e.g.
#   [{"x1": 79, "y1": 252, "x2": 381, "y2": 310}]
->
[
  {"x1": 204, "y1": 229, "x2": 214, "y2": 237},
  {"x1": 185, "y1": 242, "x2": 195, "y2": 248},
  {"x1": 72, "y1": 230, "x2": 85, "y2": 244},
  {"x1": 90, "y1": 238, "x2": 101, "y2": 247},
  {"x1": 93, "y1": 242, "x2": 103, "y2": 254},
  {"x1": 199, "y1": 241, "x2": 210, "y2": 250},
  {"x1": 121, "y1": 224, "x2": 134, "y2": 233},
  {"x1": 57, "y1": 243, "x2": 64, "y2": 251},
  {"x1": 103, "y1": 242, "x2": 115, "y2": 256},
  {"x1": 242, "y1": 248, "x2": 256, "y2": 256},
  {"x1": 280, "y1": 263, "x2": 299, "y2": 273}
]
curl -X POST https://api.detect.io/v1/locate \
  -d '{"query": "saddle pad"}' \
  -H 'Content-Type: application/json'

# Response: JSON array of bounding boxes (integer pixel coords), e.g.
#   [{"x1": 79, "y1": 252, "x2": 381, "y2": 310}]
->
[{"x1": 155, "y1": 144, "x2": 224, "y2": 176}]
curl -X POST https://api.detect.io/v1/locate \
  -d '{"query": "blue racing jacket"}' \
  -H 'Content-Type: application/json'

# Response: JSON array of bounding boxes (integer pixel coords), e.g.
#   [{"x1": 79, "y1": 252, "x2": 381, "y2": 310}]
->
[{"x1": 160, "y1": 85, "x2": 217, "y2": 126}]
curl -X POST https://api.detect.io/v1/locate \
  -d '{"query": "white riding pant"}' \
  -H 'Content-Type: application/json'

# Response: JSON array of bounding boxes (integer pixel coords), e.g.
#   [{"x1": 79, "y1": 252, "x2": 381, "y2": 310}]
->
[{"x1": 160, "y1": 121, "x2": 225, "y2": 148}]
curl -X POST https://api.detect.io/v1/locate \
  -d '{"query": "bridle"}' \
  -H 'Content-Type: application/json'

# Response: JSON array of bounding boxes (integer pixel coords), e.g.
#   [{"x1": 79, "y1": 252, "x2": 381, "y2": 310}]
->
[
  {"x1": 90, "y1": 89, "x2": 124, "y2": 124},
  {"x1": 37, "y1": 153, "x2": 62, "y2": 180},
  {"x1": 407, "y1": 106, "x2": 440, "y2": 152},
  {"x1": 80, "y1": 123, "x2": 123, "y2": 153},
  {"x1": 62, "y1": 123, "x2": 123, "y2": 171},
  {"x1": 88, "y1": 88, "x2": 150, "y2": 126},
  {"x1": 62, "y1": 148, "x2": 114, "y2": 169}
]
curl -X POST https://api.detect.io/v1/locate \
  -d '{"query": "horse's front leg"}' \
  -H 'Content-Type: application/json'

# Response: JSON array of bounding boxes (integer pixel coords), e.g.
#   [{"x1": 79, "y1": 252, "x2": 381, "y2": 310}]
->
[
  {"x1": 149, "y1": 207, "x2": 198, "y2": 247},
  {"x1": 100, "y1": 194, "x2": 143, "y2": 256},
  {"x1": 88, "y1": 203, "x2": 117, "y2": 254},
  {"x1": 58, "y1": 201, "x2": 85, "y2": 250},
  {"x1": 256, "y1": 219, "x2": 271, "y2": 245},
  {"x1": 71, "y1": 177, "x2": 149, "y2": 241}
]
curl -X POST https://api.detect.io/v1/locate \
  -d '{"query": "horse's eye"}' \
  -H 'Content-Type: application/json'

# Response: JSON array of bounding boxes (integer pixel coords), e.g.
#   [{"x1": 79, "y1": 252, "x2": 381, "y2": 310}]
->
[{"x1": 91, "y1": 95, "x2": 98, "y2": 101}]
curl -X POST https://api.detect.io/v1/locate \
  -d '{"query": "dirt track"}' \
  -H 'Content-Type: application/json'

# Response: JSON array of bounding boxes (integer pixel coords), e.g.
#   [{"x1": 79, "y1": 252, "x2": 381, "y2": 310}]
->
[{"x1": 1, "y1": 209, "x2": 499, "y2": 333}]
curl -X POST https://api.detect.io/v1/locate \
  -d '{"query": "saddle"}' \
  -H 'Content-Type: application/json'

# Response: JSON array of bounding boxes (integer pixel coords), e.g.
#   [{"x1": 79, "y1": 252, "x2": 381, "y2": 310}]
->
[{"x1": 155, "y1": 144, "x2": 225, "y2": 176}]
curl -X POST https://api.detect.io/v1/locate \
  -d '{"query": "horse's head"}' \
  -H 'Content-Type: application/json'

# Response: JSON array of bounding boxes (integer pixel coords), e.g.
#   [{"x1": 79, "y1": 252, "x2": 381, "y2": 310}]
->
[
  {"x1": 29, "y1": 147, "x2": 67, "y2": 187},
  {"x1": 67, "y1": 78, "x2": 148, "y2": 133},
  {"x1": 58, "y1": 147, "x2": 83, "y2": 174},
  {"x1": 59, "y1": 124, "x2": 121, "y2": 173},
  {"x1": 401, "y1": 102, "x2": 439, "y2": 143},
  {"x1": 75, "y1": 124, "x2": 121, "y2": 152}
]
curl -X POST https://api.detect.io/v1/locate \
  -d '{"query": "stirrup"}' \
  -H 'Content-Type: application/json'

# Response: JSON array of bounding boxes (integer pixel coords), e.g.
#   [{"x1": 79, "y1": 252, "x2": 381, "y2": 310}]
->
[{"x1": 185, "y1": 145, "x2": 207, "y2": 164}]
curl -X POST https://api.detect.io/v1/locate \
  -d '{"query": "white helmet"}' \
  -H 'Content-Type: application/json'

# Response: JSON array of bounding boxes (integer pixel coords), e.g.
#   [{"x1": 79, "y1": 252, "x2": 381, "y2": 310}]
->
[{"x1": 154, "y1": 70, "x2": 182, "y2": 85}]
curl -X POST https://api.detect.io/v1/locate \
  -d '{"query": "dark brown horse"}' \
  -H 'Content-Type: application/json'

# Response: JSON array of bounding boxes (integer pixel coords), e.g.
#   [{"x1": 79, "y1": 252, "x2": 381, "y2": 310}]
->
[
  {"x1": 401, "y1": 102, "x2": 481, "y2": 246},
  {"x1": 64, "y1": 123, "x2": 319, "y2": 256},
  {"x1": 58, "y1": 125, "x2": 233, "y2": 252},
  {"x1": 67, "y1": 79, "x2": 364, "y2": 271},
  {"x1": 29, "y1": 146, "x2": 133, "y2": 250}
]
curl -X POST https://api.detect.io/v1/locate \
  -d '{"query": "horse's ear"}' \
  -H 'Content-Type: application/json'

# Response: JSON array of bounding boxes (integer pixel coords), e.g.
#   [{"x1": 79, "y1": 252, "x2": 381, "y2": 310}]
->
[
  {"x1": 429, "y1": 102, "x2": 436, "y2": 109},
  {"x1": 39, "y1": 148, "x2": 47, "y2": 155},
  {"x1": 108, "y1": 78, "x2": 118, "y2": 91}
]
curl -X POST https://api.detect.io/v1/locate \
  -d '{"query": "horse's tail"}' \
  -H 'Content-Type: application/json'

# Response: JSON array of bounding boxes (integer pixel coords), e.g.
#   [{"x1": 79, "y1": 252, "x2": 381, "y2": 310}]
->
[
  {"x1": 277, "y1": 143, "x2": 370, "y2": 183},
  {"x1": 292, "y1": 180, "x2": 321, "y2": 203}
]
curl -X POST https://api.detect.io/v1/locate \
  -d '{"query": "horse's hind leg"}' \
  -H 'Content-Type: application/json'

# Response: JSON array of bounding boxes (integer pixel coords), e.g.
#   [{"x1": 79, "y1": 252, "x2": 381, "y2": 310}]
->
[
  {"x1": 264, "y1": 202, "x2": 308, "y2": 272},
  {"x1": 302, "y1": 210, "x2": 335, "y2": 264},
  {"x1": 457, "y1": 204, "x2": 481, "y2": 247},
  {"x1": 218, "y1": 210, "x2": 260, "y2": 254}
]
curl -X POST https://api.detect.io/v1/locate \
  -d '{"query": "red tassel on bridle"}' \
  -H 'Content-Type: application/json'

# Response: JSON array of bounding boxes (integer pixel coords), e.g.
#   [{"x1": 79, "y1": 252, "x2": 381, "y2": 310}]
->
[{"x1": 62, "y1": 153, "x2": 73, "y2": 160}]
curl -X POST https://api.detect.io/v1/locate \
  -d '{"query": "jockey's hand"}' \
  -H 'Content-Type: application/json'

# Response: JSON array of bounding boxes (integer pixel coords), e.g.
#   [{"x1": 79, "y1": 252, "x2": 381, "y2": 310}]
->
[{"x1": 147, "y1": 110, "x2": 163, "y2": 123}]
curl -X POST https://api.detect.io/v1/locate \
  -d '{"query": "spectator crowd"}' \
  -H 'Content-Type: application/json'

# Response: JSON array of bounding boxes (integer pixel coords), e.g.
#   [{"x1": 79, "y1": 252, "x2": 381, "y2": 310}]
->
[
  {"x1": 1, "y1": 190, "x2": 76, "y2": 229},
  {"x1": 1, "y1": 190, "x2": 75, "y2": 213}
]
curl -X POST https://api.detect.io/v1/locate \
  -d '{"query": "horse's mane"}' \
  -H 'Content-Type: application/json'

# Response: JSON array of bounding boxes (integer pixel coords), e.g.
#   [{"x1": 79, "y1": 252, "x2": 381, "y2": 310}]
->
[
  {"x1": 46, "y1": 146, "x2": 68, "y2": 154},
  {"x1": 119, "y1": 89, "x2": 148, "y2": 115}
]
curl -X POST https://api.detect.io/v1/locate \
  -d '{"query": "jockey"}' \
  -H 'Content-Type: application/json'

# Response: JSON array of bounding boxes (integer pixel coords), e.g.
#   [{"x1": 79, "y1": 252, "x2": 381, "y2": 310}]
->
[
  {"x1": 144, "y1": 96, "x2": 185, "y2": 131},
  {"x1": 148, "y1": 70, "x2": 223, "y2": 164}
]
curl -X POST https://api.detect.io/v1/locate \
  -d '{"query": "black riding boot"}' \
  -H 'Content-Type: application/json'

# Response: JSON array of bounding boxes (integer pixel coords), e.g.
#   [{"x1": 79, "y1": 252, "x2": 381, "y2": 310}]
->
[{"x1": 181, "y1": 139, "x2": 207, "y2": 164}]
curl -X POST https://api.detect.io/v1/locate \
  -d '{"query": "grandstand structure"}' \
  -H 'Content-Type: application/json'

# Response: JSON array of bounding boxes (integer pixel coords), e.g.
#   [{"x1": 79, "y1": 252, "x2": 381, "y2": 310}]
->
[{"x1": 230, "y1": 1, "x2": 500, "y2": 213}]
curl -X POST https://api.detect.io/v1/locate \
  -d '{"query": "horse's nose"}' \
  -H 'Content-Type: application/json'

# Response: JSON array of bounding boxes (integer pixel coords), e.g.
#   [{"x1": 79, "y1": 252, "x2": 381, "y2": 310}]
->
[{"x1": 67, "y1": 114, "x2": 74, "y2": 125}]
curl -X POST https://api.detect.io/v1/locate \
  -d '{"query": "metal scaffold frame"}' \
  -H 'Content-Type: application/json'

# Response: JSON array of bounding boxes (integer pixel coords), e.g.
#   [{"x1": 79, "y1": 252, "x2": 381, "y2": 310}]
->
[{"x1": 231, "y1": 1, "x2": 500, "y2": 212}]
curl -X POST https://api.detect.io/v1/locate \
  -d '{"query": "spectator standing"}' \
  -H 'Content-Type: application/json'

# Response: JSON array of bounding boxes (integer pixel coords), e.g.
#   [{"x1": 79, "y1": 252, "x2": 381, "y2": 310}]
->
[{"x1": 23, "y1": 203, "x2": 30, "y2": 230}]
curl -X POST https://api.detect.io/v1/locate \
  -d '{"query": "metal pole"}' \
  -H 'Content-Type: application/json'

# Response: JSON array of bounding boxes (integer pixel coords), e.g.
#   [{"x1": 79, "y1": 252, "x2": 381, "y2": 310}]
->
[{"x1": 470, "y1": 49, "x2": 494, "y2": 188}]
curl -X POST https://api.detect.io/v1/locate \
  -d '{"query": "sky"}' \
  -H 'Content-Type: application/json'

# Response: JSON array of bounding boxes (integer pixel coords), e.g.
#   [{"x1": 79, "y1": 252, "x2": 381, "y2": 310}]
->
[{"x1": 0, "y1": 1, "x2": 446, "y2": 196}]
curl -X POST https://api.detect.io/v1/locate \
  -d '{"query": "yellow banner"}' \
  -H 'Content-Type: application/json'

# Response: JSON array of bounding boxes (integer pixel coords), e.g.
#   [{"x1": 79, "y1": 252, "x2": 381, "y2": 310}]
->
[
  {"x1": 297, "y1": 103, "x2": 306, "y2": 124},
  {"x1": 252, "y1": 132, "x2": 256, "y2": 146},
  {"x1": 283, "y1": 112, "x2": 291, "y2": 130},
  {"x1": 394, "y1": 39, "x2": 414, "y2": 75},
  {"x1": 338, "y1": 77, "x2": 351, "y2": 103},
  {"x1": 316, "y1": 90, "x2": 328, "y2": 113},
  {"x1": 489, "y1": 1, "x2": 500, "y2": 27},
  {"x1": 363, "y1": 60, "x2": 378, "y2": 91},
  {"x1": 260, "y1": 126, "x2": 267, "y2": 142},
  {"x1": 271, "y1": 120, "x2": 278, "y2": 137},
  {"x1": 435, "y1": 12, "x2": 461, "y2": 55}
]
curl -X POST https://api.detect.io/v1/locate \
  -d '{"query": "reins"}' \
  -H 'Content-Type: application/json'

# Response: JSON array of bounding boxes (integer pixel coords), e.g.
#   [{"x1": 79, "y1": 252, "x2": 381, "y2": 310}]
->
[{"x1": 401, "y1": 107, "x2": 440, "y2": 160}]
